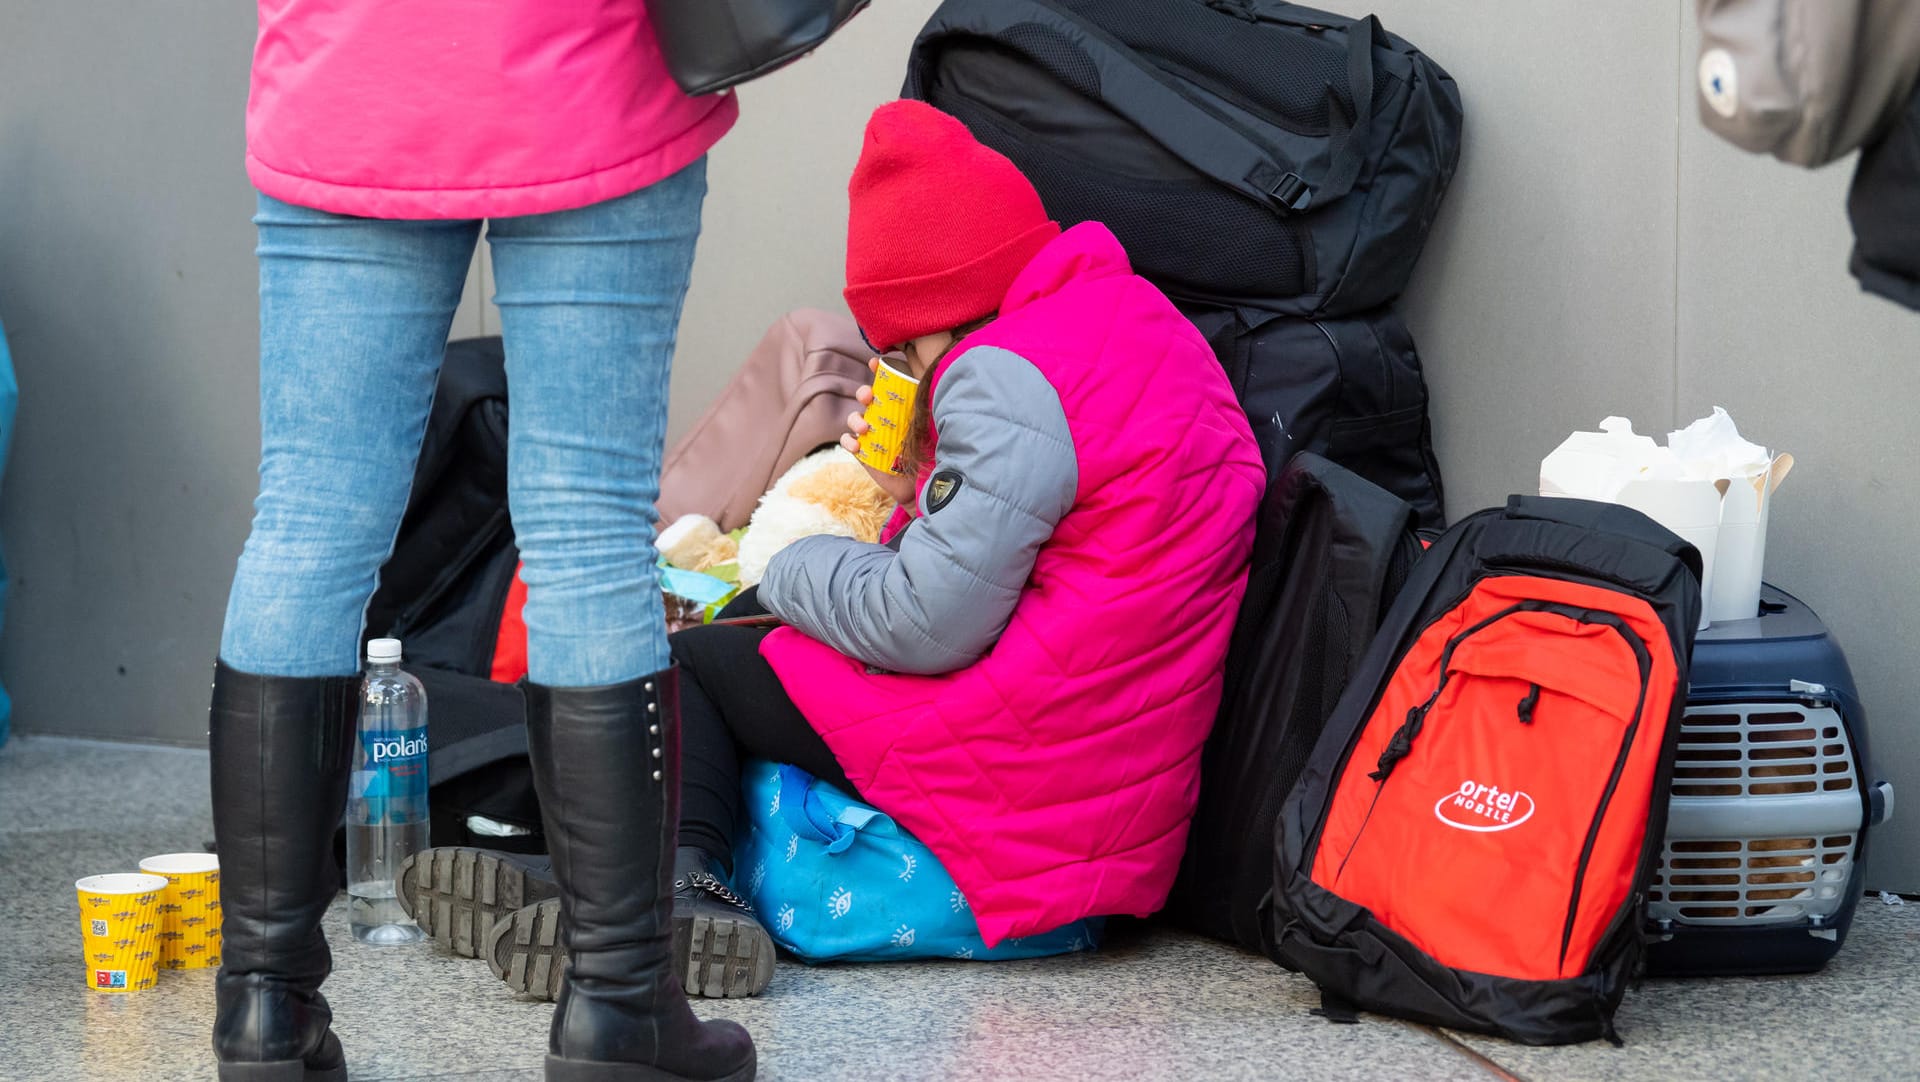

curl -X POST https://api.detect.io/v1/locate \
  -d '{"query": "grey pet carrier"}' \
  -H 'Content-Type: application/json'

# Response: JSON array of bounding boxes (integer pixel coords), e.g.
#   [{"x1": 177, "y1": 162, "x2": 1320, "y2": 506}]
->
[{"x1": 1648, "y1": 585, "x2": 1894, "y2": 975}]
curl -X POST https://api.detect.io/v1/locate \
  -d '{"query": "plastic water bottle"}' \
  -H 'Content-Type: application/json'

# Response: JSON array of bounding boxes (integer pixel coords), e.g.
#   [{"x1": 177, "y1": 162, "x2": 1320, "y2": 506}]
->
[{"x1": 347, "y1": 637, "x2": 429, "y2": 944}]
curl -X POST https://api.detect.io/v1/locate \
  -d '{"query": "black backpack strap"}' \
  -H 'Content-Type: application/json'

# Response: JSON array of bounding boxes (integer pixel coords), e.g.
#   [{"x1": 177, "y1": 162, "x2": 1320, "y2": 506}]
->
[
  {"x1": 1495, "y1": 496, "x2": 1707, "y2": 615},
  {"x1": 1309, "y1": 987, "x2": 1362, "y2": 1024},
  {"x1": 1312, "y1": 14, "x2": 1383, "y2": 206},
  {"x1": 1503, "y1": 495, "x2": 1700, "y2": 563},
  {"x1": 911, "y1": 0, "x2": 1379, "y2": 212}
]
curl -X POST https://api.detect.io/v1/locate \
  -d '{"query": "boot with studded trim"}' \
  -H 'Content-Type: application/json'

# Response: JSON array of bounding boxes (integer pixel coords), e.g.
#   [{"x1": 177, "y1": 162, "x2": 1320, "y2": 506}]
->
[{"x1": 523, "y1": 668, "x2": 755, "y2": 1082}]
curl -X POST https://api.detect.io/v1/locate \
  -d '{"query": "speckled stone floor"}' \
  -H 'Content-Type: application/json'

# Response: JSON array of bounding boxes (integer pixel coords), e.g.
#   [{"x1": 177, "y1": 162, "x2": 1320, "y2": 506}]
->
[{"x1": 3, "y1": 734, "x2": 1915, "y2": 1081}]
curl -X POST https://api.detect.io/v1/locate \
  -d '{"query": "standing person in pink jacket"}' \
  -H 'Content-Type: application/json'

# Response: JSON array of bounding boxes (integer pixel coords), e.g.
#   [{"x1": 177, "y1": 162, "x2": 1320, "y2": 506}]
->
[
  {"x1": 474, "y1": 100, "x2": 1266, "y2": 998},
  {"x1": 210, "y1": 4, "x2": 752, "y2": 1081}
]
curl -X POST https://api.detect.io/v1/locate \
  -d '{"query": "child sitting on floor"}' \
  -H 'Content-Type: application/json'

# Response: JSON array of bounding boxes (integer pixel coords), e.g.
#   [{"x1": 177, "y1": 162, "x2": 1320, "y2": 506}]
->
[{"x1": 653, "y1": 99, "x2": 1264, "y2": 996}]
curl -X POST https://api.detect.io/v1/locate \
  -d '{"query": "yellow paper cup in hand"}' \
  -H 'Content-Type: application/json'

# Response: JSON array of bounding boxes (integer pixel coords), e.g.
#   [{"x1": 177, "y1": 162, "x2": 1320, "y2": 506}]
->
[
  {"x1": 855, "y1": 358, "x2": 921, "y2": 476},
  {"x1": 139, "y1": 852, "x2": 222, "y2": 971},
  {"x1": 75, "y1": 873, "x2": 168, "y2": 992}
]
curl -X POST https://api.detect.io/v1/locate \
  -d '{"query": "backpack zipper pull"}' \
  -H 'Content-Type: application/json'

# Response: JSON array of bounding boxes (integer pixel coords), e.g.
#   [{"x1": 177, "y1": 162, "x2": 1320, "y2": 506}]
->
[
  {"x1": 1370, "y1": 670, "x2": 1455, "y2": 781},
  {"x1": 1369, "y1": 705, "x2": 1427, "y2": 781},
  {"x1": 1517, "y1": 683, "x2": 1542, "y2": 724}
]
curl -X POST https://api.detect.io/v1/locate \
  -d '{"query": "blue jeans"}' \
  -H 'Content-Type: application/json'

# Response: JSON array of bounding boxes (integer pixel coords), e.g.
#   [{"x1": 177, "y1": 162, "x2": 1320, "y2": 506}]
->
[{"x1": 221, "y1": 162, "x2": 706, "y2": 687}]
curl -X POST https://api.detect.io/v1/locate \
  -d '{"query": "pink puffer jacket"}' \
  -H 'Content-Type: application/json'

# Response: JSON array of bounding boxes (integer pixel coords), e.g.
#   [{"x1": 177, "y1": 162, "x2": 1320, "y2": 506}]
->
[
  {"x1": 761, "y1": 225, "x2": 1265, "y2": 944},
  {"x1": 246, "y1": 1, "x2": 737, "y2": 219}
]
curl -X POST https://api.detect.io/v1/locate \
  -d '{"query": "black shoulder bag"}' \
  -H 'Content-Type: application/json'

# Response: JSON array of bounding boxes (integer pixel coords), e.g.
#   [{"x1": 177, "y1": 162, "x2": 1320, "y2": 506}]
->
[{"x1": 646, "y1": 0, "x2": 871, "y2": 95}]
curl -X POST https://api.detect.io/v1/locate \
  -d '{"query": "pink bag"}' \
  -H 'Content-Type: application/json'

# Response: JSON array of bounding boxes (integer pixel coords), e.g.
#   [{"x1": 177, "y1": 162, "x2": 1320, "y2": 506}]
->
[{"x1": 659, "y1": 309, "x2": 871, "y2": 532}]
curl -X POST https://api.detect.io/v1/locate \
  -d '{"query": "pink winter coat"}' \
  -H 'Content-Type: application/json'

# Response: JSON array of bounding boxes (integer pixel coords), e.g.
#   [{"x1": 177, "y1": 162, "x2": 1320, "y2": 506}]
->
[
  {"x1": 246, "y1": 2, "x2": 737, "y2": 219},
  {"x1": 759, "y1": 224, "x2": 1265, "y2": 944}
]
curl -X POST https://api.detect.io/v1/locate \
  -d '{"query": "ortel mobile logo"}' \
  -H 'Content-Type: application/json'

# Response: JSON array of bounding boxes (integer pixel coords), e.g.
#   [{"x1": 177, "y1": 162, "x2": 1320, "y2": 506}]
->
[{"x1": 1434, "y1": 779, "x2": 1535, "y2": 832}]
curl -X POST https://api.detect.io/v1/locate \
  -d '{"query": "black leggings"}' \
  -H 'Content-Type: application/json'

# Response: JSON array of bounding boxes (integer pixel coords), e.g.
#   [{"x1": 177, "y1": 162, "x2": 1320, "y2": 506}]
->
[{"x1": 670, "y1": 591, "x2": 854, "y2": 871}]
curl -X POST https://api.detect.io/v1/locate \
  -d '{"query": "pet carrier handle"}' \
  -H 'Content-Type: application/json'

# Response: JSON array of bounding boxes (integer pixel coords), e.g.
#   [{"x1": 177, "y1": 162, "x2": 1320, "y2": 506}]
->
[{"x1": 776, "y1": 764, "x2": 886, "y2": 855}]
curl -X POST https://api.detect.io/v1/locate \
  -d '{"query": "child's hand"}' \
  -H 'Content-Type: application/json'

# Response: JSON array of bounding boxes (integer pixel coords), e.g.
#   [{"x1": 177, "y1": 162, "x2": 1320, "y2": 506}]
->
[{"x1": 842, "y1": 359, "x2": 919, "y2": 508}]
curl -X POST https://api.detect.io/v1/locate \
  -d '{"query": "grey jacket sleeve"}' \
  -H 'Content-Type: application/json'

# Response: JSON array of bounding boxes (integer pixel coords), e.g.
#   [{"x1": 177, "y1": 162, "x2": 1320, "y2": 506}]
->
[{"x1": 758, "y1": 347, "x2": 1077, "y2": 675}]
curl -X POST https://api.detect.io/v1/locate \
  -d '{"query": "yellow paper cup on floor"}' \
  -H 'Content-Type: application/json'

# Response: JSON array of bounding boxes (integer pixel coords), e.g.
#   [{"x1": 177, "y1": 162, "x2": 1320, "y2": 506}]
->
[
  {"x1": 75, "y1": 873, "x2": 167, "y2": 992},
  {"x1": 855, "y1": 358, "x2": 920, "y2": 476},
  {"x1": 139, "y1": 852, "x2": 222, "y2": 971}
]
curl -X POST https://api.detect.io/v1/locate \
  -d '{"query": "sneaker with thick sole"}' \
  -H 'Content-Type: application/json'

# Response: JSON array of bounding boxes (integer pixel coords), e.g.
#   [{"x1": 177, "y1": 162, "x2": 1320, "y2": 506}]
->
[
  {"x1": 396, "y1": 847, "x2": 557, "y2": 959},
  {"x1": 486, "y1": 860, "x2": 776, "y2": 1001},
  {"x1": 485, "y1": 896, "x2": 569, "y2": 1001},
  {"x1": 673, "y1": 902, "x2": 779, "y2": 999},
  {"x1": 669, "y1": 848, "x2": 778, "y2": 1000}
]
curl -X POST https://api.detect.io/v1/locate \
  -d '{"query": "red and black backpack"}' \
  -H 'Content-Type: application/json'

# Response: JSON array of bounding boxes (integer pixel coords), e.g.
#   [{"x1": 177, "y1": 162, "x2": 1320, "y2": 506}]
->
[{"x1": 1267, "y1": 496, "x2": 1703, "y2": 1044}]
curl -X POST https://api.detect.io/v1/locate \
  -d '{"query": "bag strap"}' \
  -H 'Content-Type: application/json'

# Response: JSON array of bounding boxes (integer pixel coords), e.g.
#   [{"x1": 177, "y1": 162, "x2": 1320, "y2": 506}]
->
[
  {"x1": 1502, "y1": 495, "x2": 1699, "y2": 562},
  {"x1": 776, "y1": 765, "x2": 884, "y2": 856},
  {"x1": 1314, "y1": 15, "x2": 1383, "y2": 206},
  {"x1": 1309, "y1": 987, "x2": 1362, "y2": 1025},
  {"x1": 1098, "y1": 3, "x2": 1378, "y2": 212},
  {"x1": 912, "y1": 0, "x2": 1381, "y2": 213},
  {"x1": 1496, "y1": 496, "x2": 1708, "y2": 605}
]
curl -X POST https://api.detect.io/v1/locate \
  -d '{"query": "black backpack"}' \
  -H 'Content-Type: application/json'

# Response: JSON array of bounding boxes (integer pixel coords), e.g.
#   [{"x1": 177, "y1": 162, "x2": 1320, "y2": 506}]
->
[
  {"x1": 362, "y1": 337, "x2": 543, "y2": 854},
  {"x1": 1164, "y1": 452, "x2": 1421, "y2": 953},
  {"x1": 903, "y1": 0, "x2": 1463, "y2": 317},
  {"x1": 1185, "y1": 303, "x2": 1444, "y2": 528}
]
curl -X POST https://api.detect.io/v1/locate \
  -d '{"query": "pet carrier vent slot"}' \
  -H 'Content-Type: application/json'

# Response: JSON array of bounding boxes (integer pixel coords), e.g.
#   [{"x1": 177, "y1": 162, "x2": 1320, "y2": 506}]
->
[
  {"x1": 1650, "y1": 834, "x2": 1858, "y2": 925},
  {"x1": 1654, "y1": 701, "x2": 1865, "y2": 929},
  {"x1": 1671, "y1": 705, "x2": 1857, "y2": 798}
]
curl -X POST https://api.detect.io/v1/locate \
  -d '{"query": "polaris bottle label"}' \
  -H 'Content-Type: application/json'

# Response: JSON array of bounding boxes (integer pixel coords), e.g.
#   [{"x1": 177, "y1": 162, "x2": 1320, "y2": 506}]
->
[
  {"x1": 353, "y1": 726, "x2": 429, "y2": 802},
  {"x1": 368, "y1": 730, "x2": 428, "y2": 764}
]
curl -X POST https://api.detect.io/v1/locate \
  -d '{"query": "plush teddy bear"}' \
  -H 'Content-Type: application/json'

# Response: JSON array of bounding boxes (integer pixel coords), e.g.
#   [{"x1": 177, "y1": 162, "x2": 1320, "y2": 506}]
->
[
  {"x1": 657, "y1": 513, "x2": 738, "y2": 574},
  {"x1": 735, "y1": 446, "x2": 896, "y2": 587}
]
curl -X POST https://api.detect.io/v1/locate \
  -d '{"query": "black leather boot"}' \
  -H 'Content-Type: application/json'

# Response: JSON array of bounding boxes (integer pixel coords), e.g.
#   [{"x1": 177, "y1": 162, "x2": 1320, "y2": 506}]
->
[
  {"x1": 527, "y1": 669, "x2": 756, "y2": 1082},
  {"x1": 398, "y1": 846, "x2": 558, "y2": 959},
  {"x1": 208, "y1": 660, "x2": 360, "y2": 1082}
]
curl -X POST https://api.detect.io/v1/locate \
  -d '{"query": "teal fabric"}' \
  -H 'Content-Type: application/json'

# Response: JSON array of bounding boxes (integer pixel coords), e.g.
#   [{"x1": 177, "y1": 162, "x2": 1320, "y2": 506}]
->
[
  {"x1": 734, "y1": 759, "x2": 1102, "y2": 963},
  {"x1": 0, "y1": 320, "x2": 15, "y2": 745}
]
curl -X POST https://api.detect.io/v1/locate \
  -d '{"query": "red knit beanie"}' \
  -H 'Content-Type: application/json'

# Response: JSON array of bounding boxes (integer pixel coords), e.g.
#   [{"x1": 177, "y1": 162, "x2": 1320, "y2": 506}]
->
[{"x1": 843, "y1": 101, "x2": 1060, "y2": 351}]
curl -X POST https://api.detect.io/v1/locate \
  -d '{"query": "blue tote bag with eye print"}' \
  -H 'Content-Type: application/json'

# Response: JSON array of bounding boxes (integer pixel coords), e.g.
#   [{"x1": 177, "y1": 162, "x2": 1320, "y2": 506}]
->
[{"x1": 734, "y1": 759, "x2": 1102, "y2": 963}]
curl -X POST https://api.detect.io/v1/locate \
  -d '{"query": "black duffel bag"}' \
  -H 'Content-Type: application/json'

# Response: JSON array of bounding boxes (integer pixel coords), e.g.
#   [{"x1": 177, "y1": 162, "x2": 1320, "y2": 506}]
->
[
  {"x1": 1185, "y1": 303, "x2": 1445, "y2": 528},
  {"x1": 1164, "y1": 453, "x2": 1421, "y2": 953},
  {"x1": 904, "y1": 0, "x2": 1463, "y2": 318},
  {"x1": 646, "y1": 0, "x2": 871, "y2": 95}
]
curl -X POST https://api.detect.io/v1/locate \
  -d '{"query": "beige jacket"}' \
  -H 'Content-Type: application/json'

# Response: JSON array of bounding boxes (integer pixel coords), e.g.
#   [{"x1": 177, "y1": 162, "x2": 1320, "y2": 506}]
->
[{"x1": 1696, "y1": 0, "x2": 1920, "y2": 166}]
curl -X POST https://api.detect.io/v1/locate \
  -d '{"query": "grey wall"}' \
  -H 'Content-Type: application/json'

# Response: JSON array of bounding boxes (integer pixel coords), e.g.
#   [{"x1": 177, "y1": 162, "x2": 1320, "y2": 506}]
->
[
  {"x1": 0, "y1": 3, "x2": 1912, "y2": 887},
  {"x1": 0, "y1": 3, "x2": 263, "y2": 748},
  {"x1": 1364, "y1": 0, "x2": 1920, "y2": 890}
]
